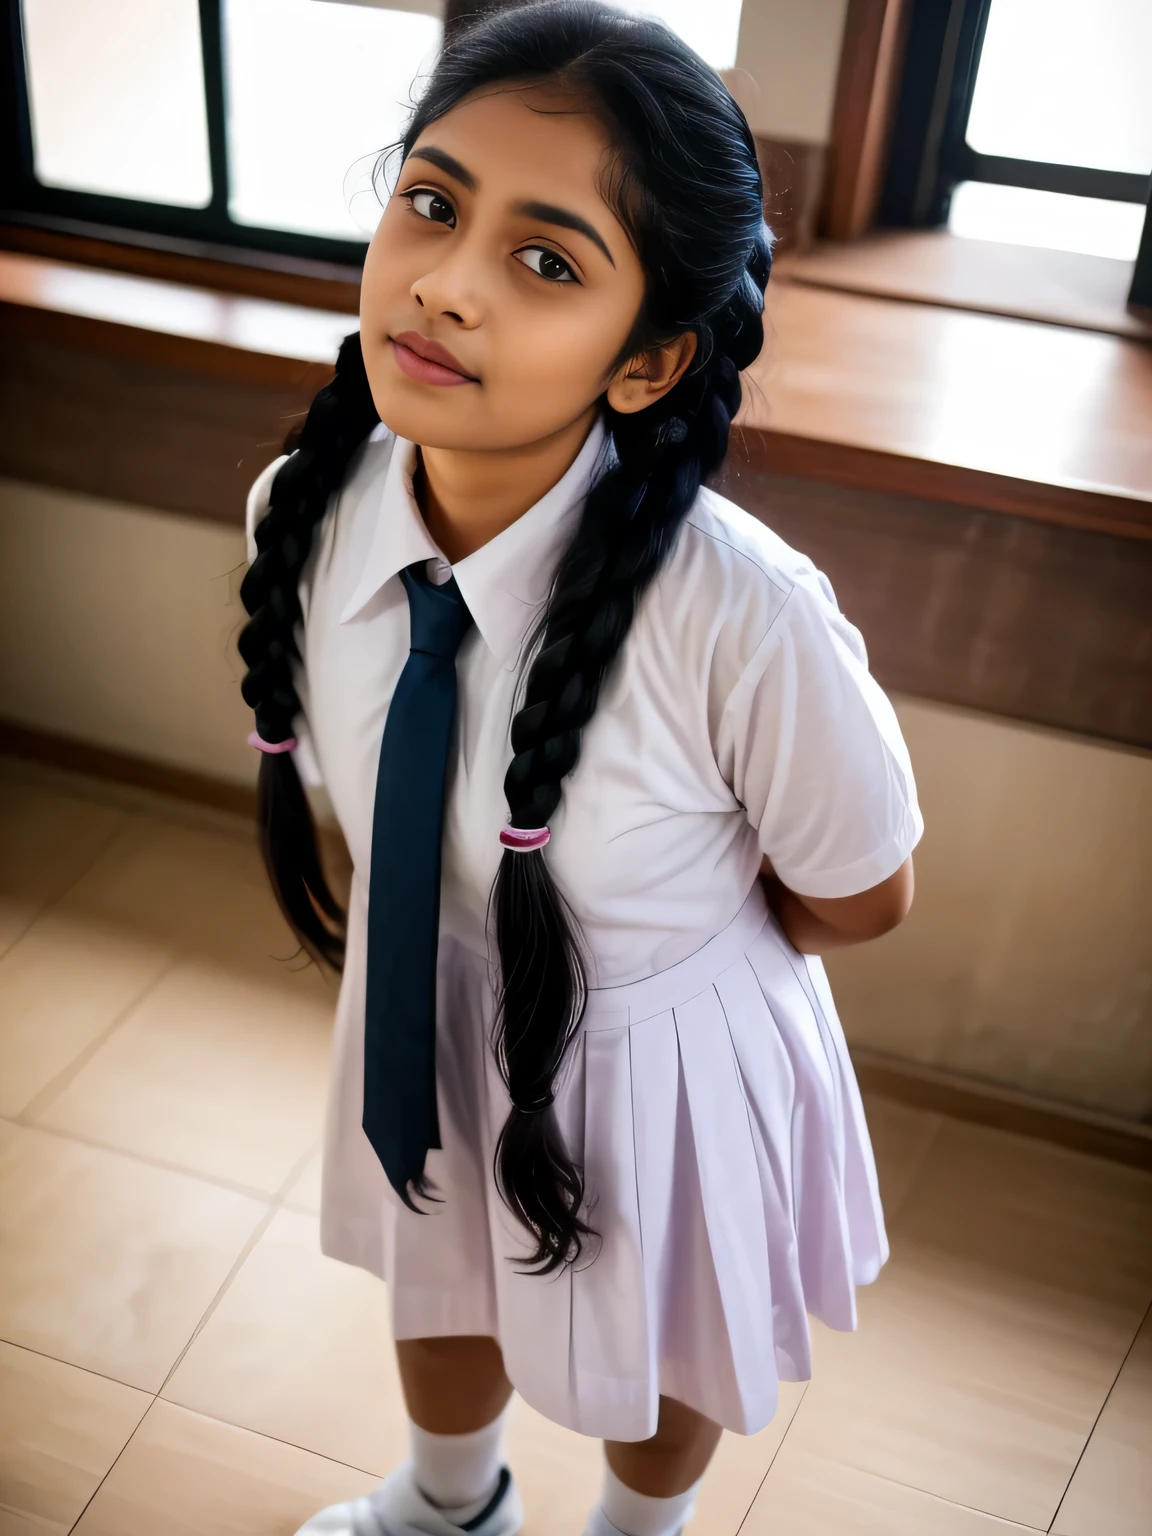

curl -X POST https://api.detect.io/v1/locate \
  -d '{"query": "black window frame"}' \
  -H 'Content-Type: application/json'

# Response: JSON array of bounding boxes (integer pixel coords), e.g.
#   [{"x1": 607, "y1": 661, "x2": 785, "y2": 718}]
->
[
  {"x1": 879, "y1": 0, "x2": 1152, "y2": 305},
  {"x1": 0, "y1": 0, "x2": 411, "y2": 271}
]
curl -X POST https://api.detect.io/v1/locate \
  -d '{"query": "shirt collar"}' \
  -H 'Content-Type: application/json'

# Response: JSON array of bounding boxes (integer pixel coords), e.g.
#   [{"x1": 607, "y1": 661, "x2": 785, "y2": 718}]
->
[{"x1": 339, "y1": 417, "x2": 609, "y2": 668}]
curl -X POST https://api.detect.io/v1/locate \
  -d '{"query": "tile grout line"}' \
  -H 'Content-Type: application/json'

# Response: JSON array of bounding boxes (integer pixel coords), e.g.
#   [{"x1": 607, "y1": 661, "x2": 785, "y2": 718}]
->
[
  {"x1": 0, "y1": 1335, "x2": 157, "y2": 1395},
  {"x1": 14, "y1": 959, "x2": 178, "y2": 1126},
  {"x1": 0, "y1": 799, "x2": 133, "y2": 961},
  {"x1": 1046, "y1": 1296, "x2": 1152, "y2": 1534},
  {"x1": 52, "y1": 1141, "x2": 323, "y2": 1534},
  {"x1": 4, "y1": 1113, "x2": 284, "y2": 1204},
  {"x1": 731, "y1": 1382, "x2": 808, "y2": 1536},
  {"x1": 154, "y1": 1139, "x2": 322, "y2": 1398}
]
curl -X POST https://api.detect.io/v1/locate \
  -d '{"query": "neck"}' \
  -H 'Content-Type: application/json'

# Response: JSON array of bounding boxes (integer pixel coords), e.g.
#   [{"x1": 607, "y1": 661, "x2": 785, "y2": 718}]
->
[{"x1": 415, "y1": 405, "x2": 599, "y2": 564}]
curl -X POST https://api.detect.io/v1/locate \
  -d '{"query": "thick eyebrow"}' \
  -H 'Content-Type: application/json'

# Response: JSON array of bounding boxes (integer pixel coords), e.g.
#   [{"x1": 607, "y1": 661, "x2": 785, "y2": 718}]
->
[
  {"x1": 513, "y1": 199, "x2": 615, "y2": 267},
  {"x1": 406, "y1": 147, "x2": 616, "y2": 268},
  {"x1": 406, "y1": 145, "x2": 477, "y2": 192}
]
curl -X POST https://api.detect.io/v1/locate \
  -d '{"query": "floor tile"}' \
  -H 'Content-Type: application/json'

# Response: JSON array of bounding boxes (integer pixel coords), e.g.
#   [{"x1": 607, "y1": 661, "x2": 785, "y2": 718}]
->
[
  {"x1": 861, "y1": 1093, "x2": 942, "y2": 1221},
  {"x1": 283, "y1": 1148, "x2": 323, "y2": 1215},
  {"x1": 71, "y1": 1398, "x2": 379, "y2": 1536},
  {"x1": 0, "y1": 779, "x2": 124, "y2": 957},
  {"x1": 162, "y1": 1208, "x2": 404, "y2": 1475},
  {"x1": 57, "y1": 814, "x2": 336, "y2": 998},
  {"x1": 36, "y1": 961, "x2": 333, "y2": 1195},
  {"x1": 743, "y1": 1446, "x2": 1039, "y2": 1534},
  {"x1": 0, "y1": 1339, "x2": 152, "y2": 1536},
  {"x1": 1052, "y1": 1308, "x2": 1152, "y2": 1536},
  {"x1": 0, "y1": 908, "x2": 170, "y2": 1119},
  {"x1": 781, "y1": 1119, "x2": 1152, "y2": 1529},
  {"x1": 503, "y1": 1396, "x2": 601, "y2": 1536},
  {"x1": 687, "y1": 1383, "x2": 806, "y2": 1536},
  {"x1": 0, "y1": 1123, "x2": 267, "y2": 1391}
]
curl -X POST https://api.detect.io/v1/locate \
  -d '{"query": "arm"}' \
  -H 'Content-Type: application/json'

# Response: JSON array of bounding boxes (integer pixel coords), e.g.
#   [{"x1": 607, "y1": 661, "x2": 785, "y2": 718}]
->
[{"x1": 760, "y1": 854, "x2": 914, "y2": 954}]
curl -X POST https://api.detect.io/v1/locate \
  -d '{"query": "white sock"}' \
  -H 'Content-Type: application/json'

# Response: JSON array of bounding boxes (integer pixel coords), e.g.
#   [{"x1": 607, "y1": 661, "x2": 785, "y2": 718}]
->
[
  {"x1": 409, "y1": 1409, "x2": 508, "y2": 1524},
  {"x1": 584, "y1": 1463, "x2": 703, "y2": 1536}
]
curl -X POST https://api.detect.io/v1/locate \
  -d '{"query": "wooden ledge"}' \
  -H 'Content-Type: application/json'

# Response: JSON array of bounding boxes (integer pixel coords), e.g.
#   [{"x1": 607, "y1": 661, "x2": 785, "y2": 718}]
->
[
  {"x1": 743, "y1": 277, "x2": 1152, "y2": 539},
  {"x1": 2, "y1": 248, "x2": 1151, "y2": 539},
  {"x1": 0, "y1": 250, "x2": 351, "y2": 388}
]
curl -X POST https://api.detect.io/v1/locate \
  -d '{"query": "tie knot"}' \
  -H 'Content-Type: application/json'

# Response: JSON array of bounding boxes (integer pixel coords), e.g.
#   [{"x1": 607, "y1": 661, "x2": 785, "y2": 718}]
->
[{"x1": 400, "y1": 564, "x2": 473, "y2": 660}]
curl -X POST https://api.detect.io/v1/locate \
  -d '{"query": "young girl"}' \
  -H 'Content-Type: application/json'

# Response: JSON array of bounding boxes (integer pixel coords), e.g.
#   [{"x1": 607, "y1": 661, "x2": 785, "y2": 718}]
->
[{"x1": 240, "y1": 5, "x2": 921, "y2": 1534}]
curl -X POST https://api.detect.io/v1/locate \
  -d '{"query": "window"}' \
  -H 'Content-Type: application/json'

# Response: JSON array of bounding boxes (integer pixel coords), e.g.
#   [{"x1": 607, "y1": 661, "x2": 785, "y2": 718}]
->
[
  {"x1": 2, "y1": 0, "x2": 443, "y2": 264},
  {"x1": 2, "y1": 0, "x2": 744, "y2": 271},
  {"x1": 880, "y1": 0, "x2": 1152, "y2": 298}
]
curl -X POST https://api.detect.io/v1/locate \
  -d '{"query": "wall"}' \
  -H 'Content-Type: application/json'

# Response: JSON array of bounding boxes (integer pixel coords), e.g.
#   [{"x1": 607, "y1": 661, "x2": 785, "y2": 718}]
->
[
  {"x1": 2, "y1": 478, "x2": 1149, "y2": 1122},
  {"x1": 729, "y1": 0, "x2": 850, "y2": 143},
  {"x1": 827, "y1": 700, "x2": 1152, "y2": 1123},
  {"x1": 0, "y1": 479, "x2": 255, "y2": 788}
]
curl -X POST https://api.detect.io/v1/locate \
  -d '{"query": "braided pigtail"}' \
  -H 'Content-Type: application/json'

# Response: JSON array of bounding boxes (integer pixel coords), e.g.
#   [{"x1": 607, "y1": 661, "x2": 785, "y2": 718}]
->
[
  {"x1": 491, "y1": 231, "x2": 771, "y2": 1272},
  {"x1": 238, "y1": 332, "x2": 380, "y2": 968}
]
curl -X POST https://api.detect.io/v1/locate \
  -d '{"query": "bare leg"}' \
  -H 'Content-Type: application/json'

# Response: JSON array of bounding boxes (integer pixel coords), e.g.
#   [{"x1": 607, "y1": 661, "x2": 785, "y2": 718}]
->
[
  {"x1": 605, "y1": 1395, "x2": 723, "y2": 1497},
  {"x1": 395, "y1": 1335, "x2": 515, "y2": 1433}
]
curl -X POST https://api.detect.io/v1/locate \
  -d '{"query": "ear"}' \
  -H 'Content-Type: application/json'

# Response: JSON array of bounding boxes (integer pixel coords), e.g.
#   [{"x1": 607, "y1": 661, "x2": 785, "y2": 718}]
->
[{"x1": 606, "y1": 331, "x2": 698, "y2": 416}]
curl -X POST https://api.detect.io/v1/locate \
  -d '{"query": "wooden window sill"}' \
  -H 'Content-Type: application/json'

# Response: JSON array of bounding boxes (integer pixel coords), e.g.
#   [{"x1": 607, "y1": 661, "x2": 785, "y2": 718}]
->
[
  {"x1": 741, "y1": 271, "x2": 1152, "y2": 540},
  {"x1": 784, "y1": 229, "x2": 1152, "y2": 342},
  {"x1": 2, "y1": 247, "x2": 1149, "y2": 749},
  {"x1": 2, "y1": 247, "x2": 1150, "y2": 540}
]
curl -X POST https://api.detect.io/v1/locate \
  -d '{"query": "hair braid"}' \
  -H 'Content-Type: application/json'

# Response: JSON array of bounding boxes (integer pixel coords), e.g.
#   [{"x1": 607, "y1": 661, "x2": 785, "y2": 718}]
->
[
  {"x1": 491, "y1": 234, "x2": 769, "y2": 1271},
  {"x1": 238, "y1": 332, "x2": 380, "y2": 967}
]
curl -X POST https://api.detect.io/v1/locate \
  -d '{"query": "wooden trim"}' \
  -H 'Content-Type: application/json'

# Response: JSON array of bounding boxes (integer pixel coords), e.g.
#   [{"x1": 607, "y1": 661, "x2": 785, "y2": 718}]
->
[
  {"x1": 0, "y1": 720, "x2": 258, "y2": 819},
  {"x1": 853, "y1": 1048, "x2": 1152, "y2": 1172},
  {"x1": 788, "y1": 229, "x2": 1152, "y2": 342},
  {"x1": 736, "y1": 427, "x2": 1152, "y2": 542},
  {"x1": 824, "y1": 0, "x2": 914, "y2": 240},
  {"x1": 0, "y1": 221, "x2": 362, "y2": 313}
]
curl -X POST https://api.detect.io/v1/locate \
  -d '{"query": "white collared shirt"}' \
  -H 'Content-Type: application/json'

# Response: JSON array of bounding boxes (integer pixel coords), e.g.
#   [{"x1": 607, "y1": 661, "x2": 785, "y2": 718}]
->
[{"x1": 247, "y1": 419, "x2": 922, "y2": 986}]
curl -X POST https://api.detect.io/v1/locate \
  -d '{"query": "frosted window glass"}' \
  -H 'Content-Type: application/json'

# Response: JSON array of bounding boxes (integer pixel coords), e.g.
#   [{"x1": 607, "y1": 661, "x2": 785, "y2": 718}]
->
[
  {"x1": 967, "y1": 0, "x2": 1152, "y2": 174},
  {"x1": 609, "y1": 0, "x2": 743, "y2": 72},
  {"x1": 224, "y1": 0, "x2": 442, "y2": 241},
  {"x1": 21, "y1": 0, "x2": 212, "y2": 206},
  {"x1": 948, "y1": 181, "x2": 1147, "y2": 261}
]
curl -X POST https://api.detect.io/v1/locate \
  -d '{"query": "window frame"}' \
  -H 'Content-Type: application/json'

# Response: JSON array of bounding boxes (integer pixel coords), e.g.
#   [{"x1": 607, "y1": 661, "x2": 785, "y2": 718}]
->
[
  {"x1": 0, "y1": 0, "x2": 422, "y2": 272},
  {"x1": 873, "y1": 0, "x2": 1152, "y2": 301}
]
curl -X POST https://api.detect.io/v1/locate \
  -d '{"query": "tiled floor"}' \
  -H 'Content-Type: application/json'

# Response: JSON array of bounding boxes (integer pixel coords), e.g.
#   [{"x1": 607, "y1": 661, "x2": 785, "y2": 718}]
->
[{"x1": 1, "y1": 758, "x2": 1150, "y2": 1536}]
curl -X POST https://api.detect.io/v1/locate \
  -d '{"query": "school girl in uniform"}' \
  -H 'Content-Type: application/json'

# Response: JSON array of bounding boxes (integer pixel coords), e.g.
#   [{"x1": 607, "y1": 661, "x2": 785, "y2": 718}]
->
[{"x1": 239, "y1": 4, "x2": 922, "y2": 1533}]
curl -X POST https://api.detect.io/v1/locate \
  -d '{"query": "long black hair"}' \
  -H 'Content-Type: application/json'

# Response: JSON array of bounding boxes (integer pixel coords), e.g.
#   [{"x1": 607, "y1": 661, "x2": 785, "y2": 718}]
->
[{"x1": 239, "y1": 0, "x2": 772, "y2": 1272}]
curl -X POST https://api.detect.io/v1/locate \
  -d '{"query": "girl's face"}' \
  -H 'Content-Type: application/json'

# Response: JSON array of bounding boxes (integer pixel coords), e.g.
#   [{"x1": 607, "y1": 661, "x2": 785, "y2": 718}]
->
[{"x1": 360, "y1": 83, "x2": 671, "y2": 452}]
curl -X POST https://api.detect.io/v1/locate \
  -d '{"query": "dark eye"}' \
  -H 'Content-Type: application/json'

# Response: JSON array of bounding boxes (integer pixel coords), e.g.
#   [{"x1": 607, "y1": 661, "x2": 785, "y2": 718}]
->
[
  {"x1": 407, "y1": 189, "x2": 456, "y2": 227},
  {"x1": 516, "y1": 246, "x2": 577, "y2": 283}
]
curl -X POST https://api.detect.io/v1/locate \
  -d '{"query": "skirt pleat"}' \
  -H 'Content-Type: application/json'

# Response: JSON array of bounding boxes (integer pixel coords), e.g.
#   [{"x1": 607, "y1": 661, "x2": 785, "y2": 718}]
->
[{"x1": 319, "y1": 881, "x2": 888, "y2": 1441}]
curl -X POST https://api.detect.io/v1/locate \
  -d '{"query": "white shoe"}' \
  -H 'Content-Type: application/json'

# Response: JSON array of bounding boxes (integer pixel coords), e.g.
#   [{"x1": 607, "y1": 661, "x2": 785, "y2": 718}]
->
[{"x1": 294, "y1": 1462, "x2": 523, "y2": 1536}]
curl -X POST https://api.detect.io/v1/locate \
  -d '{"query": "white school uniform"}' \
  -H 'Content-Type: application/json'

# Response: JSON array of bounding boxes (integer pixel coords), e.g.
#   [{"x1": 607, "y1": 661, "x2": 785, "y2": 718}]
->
[{"x1": 246, "y1": 416, "x2": 922, "y2": 1443}]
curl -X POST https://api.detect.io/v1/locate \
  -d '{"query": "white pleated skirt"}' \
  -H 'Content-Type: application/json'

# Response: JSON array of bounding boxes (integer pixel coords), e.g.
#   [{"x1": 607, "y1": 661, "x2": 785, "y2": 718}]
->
[{"x1": 319, "y1": 879, "x2": 888, "y2": 1443}]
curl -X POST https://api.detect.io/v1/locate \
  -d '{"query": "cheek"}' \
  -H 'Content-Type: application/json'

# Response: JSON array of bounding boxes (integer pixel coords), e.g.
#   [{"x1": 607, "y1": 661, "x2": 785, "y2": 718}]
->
[{"x1": 483, "y1": 297, "x2": 632, "y2": 426}]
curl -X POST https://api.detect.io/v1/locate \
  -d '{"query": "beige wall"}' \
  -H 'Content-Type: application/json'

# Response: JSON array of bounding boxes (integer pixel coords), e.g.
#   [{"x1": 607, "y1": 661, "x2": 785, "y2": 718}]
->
[
  {"x1": 0, "y1": 479, "x2": 255, "y2": 788},
  {"x1": 728, "y1": 0, "x2": 849, "y2": 143},
  {"x1": 2, "y1": 479, "x2": 1149, "y2": 1121},
  {"x1": 827, "y1": 700, "x2": 1152, "y2": 1123}
]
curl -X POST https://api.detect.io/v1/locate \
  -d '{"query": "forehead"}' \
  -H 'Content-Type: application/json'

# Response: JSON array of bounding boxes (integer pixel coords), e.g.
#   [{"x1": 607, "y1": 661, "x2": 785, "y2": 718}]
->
[{"x1": 409, "y1": 83, "x2": 618, "y2": 209}]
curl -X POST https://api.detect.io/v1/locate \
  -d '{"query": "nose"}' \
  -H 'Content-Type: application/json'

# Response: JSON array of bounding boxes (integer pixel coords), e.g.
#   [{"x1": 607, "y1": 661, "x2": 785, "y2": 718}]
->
[{"x1": 410, "y1": 239, "x2": 484, "y2": 327}]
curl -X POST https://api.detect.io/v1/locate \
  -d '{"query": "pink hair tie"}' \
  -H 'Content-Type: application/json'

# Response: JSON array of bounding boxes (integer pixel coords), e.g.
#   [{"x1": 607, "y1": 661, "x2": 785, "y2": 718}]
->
[
  {"x1": 499, "y1": 825, "x2": 550, "y2": 853},
  {"x1": 248, "y1": 731, "x2": 298, "y2": 755}
]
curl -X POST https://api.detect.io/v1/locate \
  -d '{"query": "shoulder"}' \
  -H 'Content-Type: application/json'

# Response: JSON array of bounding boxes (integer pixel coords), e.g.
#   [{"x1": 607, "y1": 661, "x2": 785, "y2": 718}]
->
[
  {"x1": 653, "y1": 485, "x2": 850, "y2": 664},
  {"x1": 243, "y1": 423, "x2": 398, "y2": 566}
]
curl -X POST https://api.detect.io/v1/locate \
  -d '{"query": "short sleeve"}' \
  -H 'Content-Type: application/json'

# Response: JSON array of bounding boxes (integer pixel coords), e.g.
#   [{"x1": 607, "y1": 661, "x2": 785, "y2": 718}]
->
[
  {"x1": 243, "y1": 455, "x2": 324, "y2": 790},
  {"x1": 719, "y1": 574, "x2": 922, "y2": 899}
]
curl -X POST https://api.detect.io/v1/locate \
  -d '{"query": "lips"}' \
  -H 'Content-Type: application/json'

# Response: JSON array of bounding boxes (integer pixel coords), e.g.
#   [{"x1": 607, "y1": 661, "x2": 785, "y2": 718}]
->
[{"x1": 392, "y1": 330, "x2": 477, "y2": 387}]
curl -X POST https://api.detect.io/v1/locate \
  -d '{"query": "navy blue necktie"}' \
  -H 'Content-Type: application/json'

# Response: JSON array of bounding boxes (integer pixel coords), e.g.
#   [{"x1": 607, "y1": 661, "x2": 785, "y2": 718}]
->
[{"x1": 363, "y1": 563, "x2": 473, "y2": 1206}]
